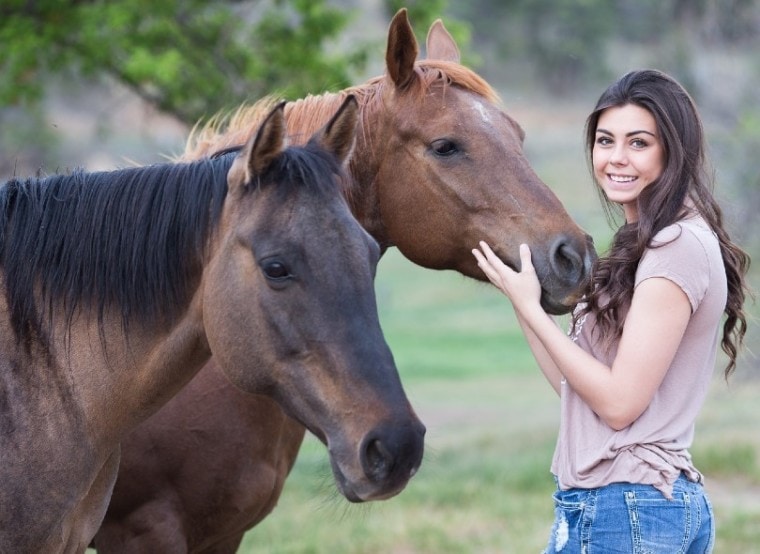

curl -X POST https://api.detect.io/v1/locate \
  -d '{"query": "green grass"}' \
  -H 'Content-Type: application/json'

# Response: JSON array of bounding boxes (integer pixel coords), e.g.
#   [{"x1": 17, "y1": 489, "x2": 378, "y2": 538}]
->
[
  {"x1": 239, "y1": 249, "x2": 760, "y2": 553},
  {"x1": 374, "y1": 252, "x2": 537, "y2": 381},
  {"x1": 242, "y1": 376, "x2": 560, "y2": 553},
  {"x1": 243, "y1": 417, "x2": 557, "y2": 553}
]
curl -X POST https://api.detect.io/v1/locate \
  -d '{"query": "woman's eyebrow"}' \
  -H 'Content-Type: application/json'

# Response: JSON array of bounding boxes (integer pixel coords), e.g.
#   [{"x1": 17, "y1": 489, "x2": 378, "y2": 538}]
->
[{"x1": 596, "y1": 128, "x2": 657, "y2": 138}]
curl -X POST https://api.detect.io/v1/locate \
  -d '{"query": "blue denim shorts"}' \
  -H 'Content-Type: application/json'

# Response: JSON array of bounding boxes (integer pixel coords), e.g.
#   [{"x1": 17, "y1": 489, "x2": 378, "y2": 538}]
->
[{"x1": 542, "y1": 474, "x2": 714, "y2": 553}]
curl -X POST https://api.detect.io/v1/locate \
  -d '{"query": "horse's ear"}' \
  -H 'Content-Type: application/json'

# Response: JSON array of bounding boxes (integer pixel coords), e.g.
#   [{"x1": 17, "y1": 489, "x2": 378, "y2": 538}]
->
[
  {"x1": 247, "y1": 101, "x2": 288, "y2": 179},
  {"x1": 386, "y1": 8, "x2": 419, "y2": 90},
  {"x1": 229, "y1": 101, "x2": 287, "y2": 194},
  {"x1": 426, "y1": 19, "x2": 460, "y2": 63},
  {"x1": 310, "y1": 95, "x2": 358, "y2": 165}
]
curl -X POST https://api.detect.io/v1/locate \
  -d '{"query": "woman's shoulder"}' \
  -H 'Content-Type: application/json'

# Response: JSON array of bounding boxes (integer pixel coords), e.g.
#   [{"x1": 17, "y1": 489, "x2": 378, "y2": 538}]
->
[
  {"x1": 638, "y1": 216, "x2": 720, "y2": 307},
  {"x1": 650, "y1": 216, "x2": 716, "y2": 252}
]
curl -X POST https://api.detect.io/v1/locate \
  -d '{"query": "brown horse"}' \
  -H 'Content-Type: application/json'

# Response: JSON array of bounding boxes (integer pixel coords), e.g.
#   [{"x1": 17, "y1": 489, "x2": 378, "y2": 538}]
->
[
  {"x1": 94, "y1": 9, "x2": 595, "y2": 553},
  {"x1": 0, "y1": 97, "x2": 425, "y2": 553}
]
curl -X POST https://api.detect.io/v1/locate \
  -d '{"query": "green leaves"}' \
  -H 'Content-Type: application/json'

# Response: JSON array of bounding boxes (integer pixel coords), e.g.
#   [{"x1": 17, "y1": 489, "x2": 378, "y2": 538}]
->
[{"x1": 0, "y1": 0, "x2": 370, "y2": 124}]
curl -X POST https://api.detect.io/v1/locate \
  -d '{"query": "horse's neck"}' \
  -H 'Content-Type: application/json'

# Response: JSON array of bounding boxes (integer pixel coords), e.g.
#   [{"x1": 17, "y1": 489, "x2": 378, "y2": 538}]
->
[
  {"x1": 0, "y1": 282, "x2": 209, "y2": 549},
  {"x1": 126, "y1": 315, "x2": 211, "y2": 443},
  {"x1": 286, "y1": 90, "x2": 391, "y2": 249},
  {"x1": 53, "y1": 291, "x2": 212, "y2": 446}
]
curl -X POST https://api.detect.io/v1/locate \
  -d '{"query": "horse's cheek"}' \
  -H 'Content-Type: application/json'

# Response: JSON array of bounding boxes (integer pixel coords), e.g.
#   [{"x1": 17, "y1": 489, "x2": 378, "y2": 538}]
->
[
  {"x1": 202, "y1": 257, "x2": 241, "y2": 355},
  {"x1": 201, "y1": 260, "x2": 269, "y2": 393}
]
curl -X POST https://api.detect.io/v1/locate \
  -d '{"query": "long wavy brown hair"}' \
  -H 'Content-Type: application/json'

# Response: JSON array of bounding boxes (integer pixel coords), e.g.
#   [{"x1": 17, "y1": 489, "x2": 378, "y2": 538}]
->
[{"x1": 575, "y1": 69, "x2": 751, "y2": 377}]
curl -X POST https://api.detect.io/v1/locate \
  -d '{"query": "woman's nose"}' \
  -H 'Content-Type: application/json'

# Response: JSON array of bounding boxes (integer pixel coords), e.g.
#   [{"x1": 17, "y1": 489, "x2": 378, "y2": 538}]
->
[{"x1": 609, "y1": 145, "x2": 627, "y2": 165}]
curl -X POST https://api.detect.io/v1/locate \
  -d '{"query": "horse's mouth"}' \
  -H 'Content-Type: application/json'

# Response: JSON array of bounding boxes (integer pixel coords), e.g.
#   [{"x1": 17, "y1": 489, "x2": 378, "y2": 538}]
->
[
  {"x1": 328, "y1": 449, "x2": 420, "y2": 503},
  {"x1": 330, "y1": 458, "x2": 366, "y2": 503},
  {"x1": 540, "y1": 290, "x2": 579, "y2": 316},
  {"x1": 331, "y1": 469, "x2": 415, "y2": 503}
]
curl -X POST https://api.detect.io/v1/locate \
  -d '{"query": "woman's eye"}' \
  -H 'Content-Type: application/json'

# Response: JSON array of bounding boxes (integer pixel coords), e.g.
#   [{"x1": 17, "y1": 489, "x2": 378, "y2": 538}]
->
[
  {"x1": 431, "y1": 139, "x2": 458, "y2": 157},
  {"x1": 596, "y1": 136, "x2": 612, "y2": 146},
  {"x1": 631, "y1": 138, "x2": 648, "y2": 148},
  {"x1": 262, "y1": 261, "x2": 290, "y2": 280}
]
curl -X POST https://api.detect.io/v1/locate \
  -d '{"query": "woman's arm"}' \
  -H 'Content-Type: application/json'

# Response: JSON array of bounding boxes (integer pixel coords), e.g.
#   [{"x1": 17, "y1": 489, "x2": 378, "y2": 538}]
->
[{"x1": 473, "y1": 242, "x2": 691, "y2": 430}]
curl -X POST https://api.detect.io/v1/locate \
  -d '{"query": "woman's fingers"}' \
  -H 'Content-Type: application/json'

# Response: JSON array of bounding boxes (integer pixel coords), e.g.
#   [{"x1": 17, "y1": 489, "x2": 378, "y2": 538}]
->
[
  {"x1": 473, "y1": 241, "x2": 542, "y2": 310},
  {"x1": 472, "y1": 249, "x2": 500, "y2": 284},
  {"x1": 477, "y1": 241, "x2": 533, "y2": 277},
  {"x1": 519, "y1": 243, "x2": 534, "y2": 272},
  {"x1": 478, "y1": 241, "x2": 504, "y2": 268}
]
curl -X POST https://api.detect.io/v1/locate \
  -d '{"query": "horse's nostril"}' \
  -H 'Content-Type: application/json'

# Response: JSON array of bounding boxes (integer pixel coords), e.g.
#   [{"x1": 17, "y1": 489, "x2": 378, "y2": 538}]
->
[
  {"x1": 550, "y1": 237, "x2": 584, "y2": 282},
  {"x1": 364, "y1": 438, "x2": 394, "y2": 482},
  {"x1": 358, "y1": 421, "x2": 424, "y2": 494}
]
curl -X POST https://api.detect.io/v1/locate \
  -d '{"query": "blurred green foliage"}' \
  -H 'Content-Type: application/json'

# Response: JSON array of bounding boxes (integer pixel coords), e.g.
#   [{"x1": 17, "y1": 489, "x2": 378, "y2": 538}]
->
[
  {"x1": 3, "y1": 0, "x2": 758, "y2": 122},
  {"x1": 452, "y1": 0, "x2": 760, "y2": 93},
  {"x1": 0, "y1": 0, "x2": 372, "y2": 124}
]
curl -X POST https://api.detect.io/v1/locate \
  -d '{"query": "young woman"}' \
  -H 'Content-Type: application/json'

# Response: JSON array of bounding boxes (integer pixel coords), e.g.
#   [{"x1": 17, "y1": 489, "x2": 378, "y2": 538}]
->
[{"x1": 472, "y1": 69, "x2": 750, "y2": 552}]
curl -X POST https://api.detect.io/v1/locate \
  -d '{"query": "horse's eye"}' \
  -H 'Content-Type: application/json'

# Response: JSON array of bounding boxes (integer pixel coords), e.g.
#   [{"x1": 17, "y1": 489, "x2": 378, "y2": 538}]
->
[
  {"x1": 262, "y1": 260, "x2": 290, "y2": 281},
  {"x1": 431, "y1": 139, "x2": 458, "y2": 157}
]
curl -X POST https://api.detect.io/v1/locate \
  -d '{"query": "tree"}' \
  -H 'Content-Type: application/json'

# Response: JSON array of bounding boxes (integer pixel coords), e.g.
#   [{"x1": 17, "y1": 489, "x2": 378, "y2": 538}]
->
[{"x1": 0, "y1": 0, "x2": 370, "y2": 125}]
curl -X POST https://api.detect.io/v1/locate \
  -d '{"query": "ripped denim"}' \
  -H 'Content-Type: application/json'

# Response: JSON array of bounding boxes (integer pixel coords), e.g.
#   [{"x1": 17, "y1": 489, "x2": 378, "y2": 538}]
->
[{"x1": 542, "y1": 474, "x2": 714, "y2": 553}]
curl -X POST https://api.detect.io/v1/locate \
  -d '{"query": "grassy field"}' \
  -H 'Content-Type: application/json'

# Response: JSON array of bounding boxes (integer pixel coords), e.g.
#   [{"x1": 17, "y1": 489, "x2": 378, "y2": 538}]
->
[{"x1": 239, "y1": 249, "x2": 760, "y2": 553}]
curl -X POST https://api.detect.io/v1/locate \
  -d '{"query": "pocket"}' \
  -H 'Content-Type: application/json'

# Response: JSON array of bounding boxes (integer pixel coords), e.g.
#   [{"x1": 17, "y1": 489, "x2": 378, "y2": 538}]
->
[
  {"x1": 624, "y1": 488, "x2": 690, "y2": 554},
  {"x1": 553, "y1": 488, "x2": 591, "y2": 522},
  {"x1": 695, "y1": 491, "x2": 716, "y2": 553},
  {"x1": 549, "y1": 489, "x2": 592, "y2": 552}
]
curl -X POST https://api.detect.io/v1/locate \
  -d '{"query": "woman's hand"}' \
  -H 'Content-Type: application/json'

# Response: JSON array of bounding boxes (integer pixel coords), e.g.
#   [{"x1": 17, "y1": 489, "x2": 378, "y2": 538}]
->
[{"x1": 471, "y1": 241, "x2": 543, "y2": 315}]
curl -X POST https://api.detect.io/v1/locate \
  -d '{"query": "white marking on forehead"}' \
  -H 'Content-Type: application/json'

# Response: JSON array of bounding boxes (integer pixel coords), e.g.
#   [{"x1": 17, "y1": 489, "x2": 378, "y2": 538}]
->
[{"x1": 471, "y1": 99, "x2": 492, "y2": 124}]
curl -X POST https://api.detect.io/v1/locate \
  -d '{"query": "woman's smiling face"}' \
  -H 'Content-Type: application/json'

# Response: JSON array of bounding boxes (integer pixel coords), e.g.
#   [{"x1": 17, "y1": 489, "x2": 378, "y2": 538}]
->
[{"x1": 592, "y1": 103, "x2": 665, "y2": 223}]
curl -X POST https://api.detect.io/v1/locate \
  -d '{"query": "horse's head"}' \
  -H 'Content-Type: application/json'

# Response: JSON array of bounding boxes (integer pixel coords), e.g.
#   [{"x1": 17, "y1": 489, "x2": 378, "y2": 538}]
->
[
  {"x1": 202, "y1": 97, "x2": 424, "y2": 502},
  {"x1": 373, "y1": 9, "x2": 595, "y2": 315}
]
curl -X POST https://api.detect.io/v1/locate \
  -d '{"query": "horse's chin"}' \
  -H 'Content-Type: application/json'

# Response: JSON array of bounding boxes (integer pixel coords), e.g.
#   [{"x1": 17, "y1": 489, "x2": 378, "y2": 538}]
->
[
  {"x1": 329, "y1": 457, "x2": 411, "y2": 503},
  {"x1": 540, "y1": 292, "x2": 579, "y2": 316},
  {"x1": 330, "y1": 459, "x2": 368, "y2": 503}
]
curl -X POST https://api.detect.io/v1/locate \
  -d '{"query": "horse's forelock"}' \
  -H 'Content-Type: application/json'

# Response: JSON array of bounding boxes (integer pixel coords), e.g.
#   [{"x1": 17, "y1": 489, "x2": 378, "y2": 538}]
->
[
  {"x1": 414, "y1": 60, "x2": 501, "y2": 104},
  {"x1": 261, "y1": 144, "x2": 347, "y2": 202}
]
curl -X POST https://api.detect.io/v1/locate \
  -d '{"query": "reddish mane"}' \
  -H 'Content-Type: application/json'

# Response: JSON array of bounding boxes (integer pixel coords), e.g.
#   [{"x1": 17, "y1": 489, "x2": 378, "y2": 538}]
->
[{"x1": 180, "y1": 60, "x2": 501, "y2": 161}]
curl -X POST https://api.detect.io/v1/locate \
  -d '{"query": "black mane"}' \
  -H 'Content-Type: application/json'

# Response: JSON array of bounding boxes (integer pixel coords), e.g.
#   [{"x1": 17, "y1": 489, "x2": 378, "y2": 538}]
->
[
  {"x1": 0, "y1": 141, "x2": 347, "y2": 348},
  {"x1": 0, "y1": 155, "x2": 231, "y2": 345}
]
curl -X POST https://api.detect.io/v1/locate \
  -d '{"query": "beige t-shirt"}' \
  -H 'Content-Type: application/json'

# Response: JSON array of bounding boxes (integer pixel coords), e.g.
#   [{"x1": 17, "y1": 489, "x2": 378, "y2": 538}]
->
[{"x1": 551, "y1": 216, "x2": 727, "y2": 498}]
